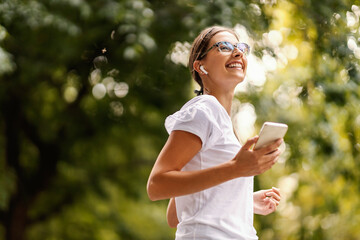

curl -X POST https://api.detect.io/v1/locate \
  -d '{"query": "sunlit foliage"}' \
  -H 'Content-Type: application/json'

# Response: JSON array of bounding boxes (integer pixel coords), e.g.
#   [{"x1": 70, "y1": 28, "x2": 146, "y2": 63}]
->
[{"x1": 1, "y1": 0, "x2": 360, "y2": 239}]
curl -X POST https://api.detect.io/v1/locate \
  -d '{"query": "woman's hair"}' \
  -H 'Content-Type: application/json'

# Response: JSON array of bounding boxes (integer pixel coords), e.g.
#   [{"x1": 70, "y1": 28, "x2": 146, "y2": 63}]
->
[{"x1": 188, "y1": 26, "x2": 239, "y2": 95}]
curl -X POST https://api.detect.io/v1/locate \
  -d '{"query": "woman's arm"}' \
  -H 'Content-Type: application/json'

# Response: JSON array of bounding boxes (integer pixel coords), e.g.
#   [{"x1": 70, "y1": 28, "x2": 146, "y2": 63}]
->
[
  {"x1": 147, "y1": 130, "x2": 283, "y2": 201},
  {"x1": 166, "y1": 198, "x2": 179, "y2": 228}
]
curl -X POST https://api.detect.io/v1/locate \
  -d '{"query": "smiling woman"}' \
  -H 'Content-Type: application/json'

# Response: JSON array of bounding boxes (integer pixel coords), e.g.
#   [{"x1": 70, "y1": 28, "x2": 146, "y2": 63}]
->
[
  {"x1": 189, "y1": 27, "x2": 251, "y2": 100},
  {"x1": 147, "y1": 26, "x2": 283, "y2": 240}
]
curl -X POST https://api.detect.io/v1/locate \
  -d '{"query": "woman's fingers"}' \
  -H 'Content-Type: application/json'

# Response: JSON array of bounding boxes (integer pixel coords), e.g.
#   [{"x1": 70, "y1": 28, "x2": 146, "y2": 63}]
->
[
  {"x1": 260, "y1": 150, "x2": 281, "y2": 167},
  {"x1": 256, "y1": 138, "x2": 283, "y2": 156},
  {"x1": 264, "y1": 197, "x2": 277, "y2": 211},
  {"x1": 266, "y1": 192, "x2": 280, "y2": 201},
  {"x1": 268, "y1": 198, "x2": 278, "y2": 209},
  {"x1": 271, "y1": 187, "x2": 281, "y2": 196},
  {"x1": 265, "y1": 188, "x2": 281, "y2": 204}
]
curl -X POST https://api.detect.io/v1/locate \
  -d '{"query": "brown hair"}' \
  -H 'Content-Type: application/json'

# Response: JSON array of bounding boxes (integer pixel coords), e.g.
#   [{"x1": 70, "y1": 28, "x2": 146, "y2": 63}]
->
[{"x1": 188, "y1": 26, "x2": 239, "y2": 95}]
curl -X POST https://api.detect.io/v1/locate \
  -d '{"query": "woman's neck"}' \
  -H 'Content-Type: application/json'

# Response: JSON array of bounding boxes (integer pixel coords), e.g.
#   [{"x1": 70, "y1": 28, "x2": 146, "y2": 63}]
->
[{"x1": 204, "y1": 89, "x2": 234, "y2": 116}]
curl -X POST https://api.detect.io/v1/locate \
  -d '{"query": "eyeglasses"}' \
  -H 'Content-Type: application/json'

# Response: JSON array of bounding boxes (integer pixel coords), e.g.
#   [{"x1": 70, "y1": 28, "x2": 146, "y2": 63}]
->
[{"x1": 199, "y1": 41, "x2": 250, "y2": 59}]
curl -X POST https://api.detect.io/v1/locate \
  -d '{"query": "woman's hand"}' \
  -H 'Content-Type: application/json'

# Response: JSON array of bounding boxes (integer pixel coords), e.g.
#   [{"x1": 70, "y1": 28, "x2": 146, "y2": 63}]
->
[
  {"x1": 253, "y1": 187, "x2": 281, "y2": 215},
  {"x1": 230, "y1": 137, "x2": 283, "y2": 177}
]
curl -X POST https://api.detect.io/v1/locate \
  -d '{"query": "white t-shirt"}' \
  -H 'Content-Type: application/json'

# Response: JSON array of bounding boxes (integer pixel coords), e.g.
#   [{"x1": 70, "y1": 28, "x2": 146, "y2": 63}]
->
[{"x1": 165, "y1": 95, "x2": 258, "y2": 240}]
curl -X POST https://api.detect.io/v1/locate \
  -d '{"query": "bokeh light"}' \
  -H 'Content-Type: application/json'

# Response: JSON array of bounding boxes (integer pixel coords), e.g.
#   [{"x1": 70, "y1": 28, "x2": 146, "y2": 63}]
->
[{"x1": 92, "y1": 83, "x2": 107, "y2": 99}]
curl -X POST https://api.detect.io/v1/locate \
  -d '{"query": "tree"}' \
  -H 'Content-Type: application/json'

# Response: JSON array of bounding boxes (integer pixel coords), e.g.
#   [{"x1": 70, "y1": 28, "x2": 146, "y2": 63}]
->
[
  {"x1": 1, "y1": 0, "x2": 360, "y2": 239},
  {"x1": 0, "y1": 0, "x2": 190, "y2": 239},
  {"x1": 237, "y1": 1, "x2": 360, "y2": 239}
]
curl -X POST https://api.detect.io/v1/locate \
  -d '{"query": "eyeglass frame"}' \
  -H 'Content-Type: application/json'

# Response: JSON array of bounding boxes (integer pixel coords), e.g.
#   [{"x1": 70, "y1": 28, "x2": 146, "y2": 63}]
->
[{"x1": 198, "y1": 41, "x2": 250, "y2": 60}]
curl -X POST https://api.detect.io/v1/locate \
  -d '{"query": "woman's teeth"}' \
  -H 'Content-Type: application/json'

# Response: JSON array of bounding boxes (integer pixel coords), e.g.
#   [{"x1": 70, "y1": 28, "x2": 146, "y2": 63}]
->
[{"x1": 227, "y1": 63, "x2": 243, "y2": 68}]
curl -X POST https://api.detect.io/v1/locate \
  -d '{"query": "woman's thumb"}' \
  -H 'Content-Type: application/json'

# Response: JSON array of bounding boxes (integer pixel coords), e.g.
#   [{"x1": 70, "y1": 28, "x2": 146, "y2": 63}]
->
[{"x1": 242, "y1": 136, "x2": 258, "y2": 150}]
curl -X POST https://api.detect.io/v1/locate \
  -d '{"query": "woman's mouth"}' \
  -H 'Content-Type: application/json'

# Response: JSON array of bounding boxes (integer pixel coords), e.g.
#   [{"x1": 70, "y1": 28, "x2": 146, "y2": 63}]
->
[{"x1": 226, "y1": 63, "x2": 243, "y2": 69}]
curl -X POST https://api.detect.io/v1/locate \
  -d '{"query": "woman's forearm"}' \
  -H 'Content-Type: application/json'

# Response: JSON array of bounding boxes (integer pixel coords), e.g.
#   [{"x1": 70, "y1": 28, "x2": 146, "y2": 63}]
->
[
  {"x1": 147, "y1": 130, "x2": 236, "y2": 201},
  {"x1": 147, "y1": 161, "x2": 236, "y2": 201}
]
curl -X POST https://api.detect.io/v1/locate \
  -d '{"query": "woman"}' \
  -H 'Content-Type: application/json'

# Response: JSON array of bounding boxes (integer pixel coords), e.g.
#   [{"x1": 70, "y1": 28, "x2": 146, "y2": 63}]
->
[{"x1": 147, "y1": 26, "x2": 282, "y2": 240}]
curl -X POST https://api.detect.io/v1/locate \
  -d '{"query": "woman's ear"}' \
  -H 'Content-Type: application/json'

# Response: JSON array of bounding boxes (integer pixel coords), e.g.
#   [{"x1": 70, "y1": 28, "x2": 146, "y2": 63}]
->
[{"x1": 193, "y1": 61, "x2": 207, "y2": 75}]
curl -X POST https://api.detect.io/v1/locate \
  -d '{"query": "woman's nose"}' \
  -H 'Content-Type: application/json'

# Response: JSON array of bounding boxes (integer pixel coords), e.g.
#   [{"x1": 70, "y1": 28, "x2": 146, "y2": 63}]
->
[{"x1": 232, "y1": 47, "x2": 243, "y2": 58}]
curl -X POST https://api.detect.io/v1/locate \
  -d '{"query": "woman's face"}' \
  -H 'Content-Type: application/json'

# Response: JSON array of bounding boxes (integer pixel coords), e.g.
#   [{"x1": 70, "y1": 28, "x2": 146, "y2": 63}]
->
[{"x1": 200, "y1": 31, "x2": 248, "y2": 92}]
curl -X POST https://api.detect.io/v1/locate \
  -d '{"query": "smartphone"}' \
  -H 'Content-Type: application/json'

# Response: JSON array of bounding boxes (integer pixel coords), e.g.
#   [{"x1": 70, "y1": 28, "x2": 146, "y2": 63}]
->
[{"x1": 253, "y1": 122, "x2": 288, "y2": 150}]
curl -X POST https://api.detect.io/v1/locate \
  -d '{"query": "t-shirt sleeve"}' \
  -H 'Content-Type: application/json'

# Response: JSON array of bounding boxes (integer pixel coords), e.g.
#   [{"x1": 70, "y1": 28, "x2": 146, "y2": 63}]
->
[{"x1": 164, "y1": 101, "x2": 221, "y2": 149}]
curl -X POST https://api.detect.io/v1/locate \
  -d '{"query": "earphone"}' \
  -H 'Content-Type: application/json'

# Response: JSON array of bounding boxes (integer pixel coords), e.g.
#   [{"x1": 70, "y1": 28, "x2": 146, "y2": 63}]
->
[{"x1": 200, "y1": 65, "x2": 208, "y2": 75}]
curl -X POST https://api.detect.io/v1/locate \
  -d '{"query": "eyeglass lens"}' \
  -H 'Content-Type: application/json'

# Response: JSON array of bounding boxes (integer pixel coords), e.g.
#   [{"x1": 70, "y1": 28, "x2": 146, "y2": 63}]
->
[{"x1": 218, "y1": 42, "x2": 249, "y2": 55}]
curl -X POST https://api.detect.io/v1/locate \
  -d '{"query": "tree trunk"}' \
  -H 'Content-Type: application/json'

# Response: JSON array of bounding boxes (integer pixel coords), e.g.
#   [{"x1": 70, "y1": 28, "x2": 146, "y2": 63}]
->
[
  {"x1": 3, "y1": 83, "x2": 29, "y2": 240},
  {"x1": 5, "y1": 198, "x2": 28, "y2": 240}
]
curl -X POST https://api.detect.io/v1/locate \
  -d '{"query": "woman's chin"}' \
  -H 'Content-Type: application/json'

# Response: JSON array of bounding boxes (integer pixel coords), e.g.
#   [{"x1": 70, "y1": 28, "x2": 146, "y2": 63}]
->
[{"x1": 231, "y1": 74, "x2": 245, "y2": 84}]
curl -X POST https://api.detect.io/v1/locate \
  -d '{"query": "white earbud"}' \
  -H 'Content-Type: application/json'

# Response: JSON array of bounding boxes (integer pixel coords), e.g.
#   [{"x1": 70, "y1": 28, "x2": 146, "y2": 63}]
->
[{"x1": 200, "y1": 66, "x2": 208, "y2": 75}]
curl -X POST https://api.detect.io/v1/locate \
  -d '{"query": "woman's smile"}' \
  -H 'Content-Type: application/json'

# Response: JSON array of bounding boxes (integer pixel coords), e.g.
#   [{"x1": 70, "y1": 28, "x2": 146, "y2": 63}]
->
[{"x1": 226, "y1": 60, "x2": 244, "y2": 70}]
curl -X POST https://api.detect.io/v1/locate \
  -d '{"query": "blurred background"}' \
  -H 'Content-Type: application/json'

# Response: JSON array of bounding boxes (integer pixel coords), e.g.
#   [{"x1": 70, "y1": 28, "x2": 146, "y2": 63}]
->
[{"x1": 1, "y1": 0, "x2": 360, "y2": 239}]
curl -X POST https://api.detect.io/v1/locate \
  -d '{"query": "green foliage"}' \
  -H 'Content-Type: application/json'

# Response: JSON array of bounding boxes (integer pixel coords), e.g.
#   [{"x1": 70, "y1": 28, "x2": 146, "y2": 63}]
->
[
  {"x1": 1, "y1": 0, "x2": 360, "y2": 239},
  {"x1": 242, "y1": 1, "x2": 360, "y2": 239}
]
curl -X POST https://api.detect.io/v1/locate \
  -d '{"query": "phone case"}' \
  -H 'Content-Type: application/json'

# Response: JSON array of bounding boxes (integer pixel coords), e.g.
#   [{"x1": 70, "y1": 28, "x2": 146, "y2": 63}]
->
[{"x1": 253, "y1": 122, "x2": 288, "y2": 150}]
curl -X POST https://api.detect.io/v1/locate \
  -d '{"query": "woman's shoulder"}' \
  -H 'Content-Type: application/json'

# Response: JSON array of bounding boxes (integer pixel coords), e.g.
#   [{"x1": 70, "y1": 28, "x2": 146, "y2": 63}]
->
[
  {"x1": 180, "y1": 95, "x2": 222, "y2": 112},
  {"x1": 166, "y1": 95, "x2": 223, "y2": 127},
  {"x1": 165, "y1": 95, "x2": 224, "y2": 144}
]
